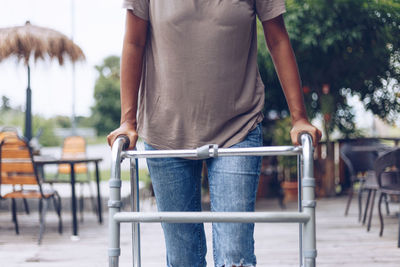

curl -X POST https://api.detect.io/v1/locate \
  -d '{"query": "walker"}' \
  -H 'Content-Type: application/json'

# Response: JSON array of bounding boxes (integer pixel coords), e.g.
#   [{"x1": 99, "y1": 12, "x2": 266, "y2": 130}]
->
[{"x1": 108, "y1": 134, "x2": 317, "y2": 267}]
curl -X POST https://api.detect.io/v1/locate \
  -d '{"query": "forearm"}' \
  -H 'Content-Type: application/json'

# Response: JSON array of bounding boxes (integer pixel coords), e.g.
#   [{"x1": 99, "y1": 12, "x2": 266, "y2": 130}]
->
[
  {"x1": 269, "y1": 38, "x2": 307, "y2": 123},
  {"x1": 263, "y1": 16, "x2": 308, "y2": 123},
  {"x1": 119, "y1": 10, "x2": 148, "y2": 126},
  {"x1": 120, "y1": 42, "x2": 145, "y2": 126}
]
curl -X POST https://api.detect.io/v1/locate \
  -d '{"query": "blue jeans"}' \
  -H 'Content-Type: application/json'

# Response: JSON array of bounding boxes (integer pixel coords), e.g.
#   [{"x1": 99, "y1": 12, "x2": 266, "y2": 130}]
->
[{"x1": 145, "y1": 124, "x2": 262, "y2": 267}]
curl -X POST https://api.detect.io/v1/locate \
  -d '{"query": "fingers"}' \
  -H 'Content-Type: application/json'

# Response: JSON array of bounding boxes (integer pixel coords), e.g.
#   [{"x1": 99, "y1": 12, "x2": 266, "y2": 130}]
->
[
  {"x1": 127, "y1": 133, "x2": 138, "y2": 150},
  {"x1": 290, "y1": 131, "x2": 300, "y2": 146},
  {"x1": 290, "y1": 126, "x2": 322, "y2": 147},
  {"x1": 106, "y1": 129, "x2": 138, "y2": 150}
]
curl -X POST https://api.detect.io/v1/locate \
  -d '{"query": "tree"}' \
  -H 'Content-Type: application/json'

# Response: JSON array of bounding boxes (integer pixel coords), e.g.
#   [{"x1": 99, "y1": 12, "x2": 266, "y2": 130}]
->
[
  {"x1": 1, "y1": 95, "x2": 11, "y2": 111},
  {"x1": 258, "y1": 0, "x2": 400, "y2": 141},
  {"x1": 258, "y1": 0, "x2": 400, "y2": 196},
  {"x1": 91, "y1": 56, "x2": 121, "y2": 135}
]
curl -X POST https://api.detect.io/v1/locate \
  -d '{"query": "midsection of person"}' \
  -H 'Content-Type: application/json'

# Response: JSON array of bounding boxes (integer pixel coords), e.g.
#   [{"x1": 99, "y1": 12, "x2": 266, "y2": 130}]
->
[{"x1": 137, "y1": 0, "x2": 265, "y2": 150}]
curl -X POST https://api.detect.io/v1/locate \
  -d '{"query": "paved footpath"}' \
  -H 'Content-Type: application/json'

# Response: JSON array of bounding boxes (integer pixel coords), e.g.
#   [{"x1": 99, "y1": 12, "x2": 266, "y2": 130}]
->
[{"x1": 1, "y1": 196, "x2": 400, "y2": 267}]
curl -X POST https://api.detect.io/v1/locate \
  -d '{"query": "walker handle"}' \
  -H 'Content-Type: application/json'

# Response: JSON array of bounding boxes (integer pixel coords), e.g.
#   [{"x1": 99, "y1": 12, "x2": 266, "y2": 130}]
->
[
  {"x1": 117, "y1": 135, "x2": 130, "y2": 150},
  {"x1": 298, "y1": 132, "x2": 313, "y2": 146}
]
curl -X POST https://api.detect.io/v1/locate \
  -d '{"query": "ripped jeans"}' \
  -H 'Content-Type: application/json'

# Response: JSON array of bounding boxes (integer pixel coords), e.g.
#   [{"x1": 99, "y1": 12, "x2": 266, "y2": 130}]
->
[{"x1": 145, "y1": 124, "x2": 262, "y2": 267}]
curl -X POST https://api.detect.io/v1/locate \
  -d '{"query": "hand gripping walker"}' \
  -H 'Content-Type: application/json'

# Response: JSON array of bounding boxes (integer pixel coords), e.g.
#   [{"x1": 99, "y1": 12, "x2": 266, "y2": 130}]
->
[{"x1": 108, "y1": 134, "x2": 317, "y2": 267}]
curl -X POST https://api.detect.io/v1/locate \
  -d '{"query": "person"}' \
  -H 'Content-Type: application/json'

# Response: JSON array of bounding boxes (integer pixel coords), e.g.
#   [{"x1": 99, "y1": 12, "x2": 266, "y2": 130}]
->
[{"x1": 107, "y1": 1, "x2": 322, "y2": 266}]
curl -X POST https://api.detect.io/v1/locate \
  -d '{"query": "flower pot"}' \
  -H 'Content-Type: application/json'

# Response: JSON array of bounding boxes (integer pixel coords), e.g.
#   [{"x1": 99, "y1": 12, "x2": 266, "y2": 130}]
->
[{"x1": 281, "y1": 181, "x2": 298, "y2": 203}]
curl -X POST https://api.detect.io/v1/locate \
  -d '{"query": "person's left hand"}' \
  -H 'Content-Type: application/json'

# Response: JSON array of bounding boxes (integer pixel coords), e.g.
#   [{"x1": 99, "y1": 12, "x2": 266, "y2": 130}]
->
[{"x1": 290, "y1": 118, "x2": 322, "y2": 147}]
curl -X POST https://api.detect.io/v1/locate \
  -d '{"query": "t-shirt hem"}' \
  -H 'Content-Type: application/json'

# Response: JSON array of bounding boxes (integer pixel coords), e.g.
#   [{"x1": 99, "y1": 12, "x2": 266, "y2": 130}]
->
[
  {"x1": 258, "y1": 6, "x2": 286, "y2": 22},
  {"x1": 138, "y1": 112, "x2": 264, "y2": 151},
  {"x1": 122, "y1": 4, "x2": 149, "y2": 21},
  {"x1": 222, "y1": 113, "x2": 264, "y2": 149}
]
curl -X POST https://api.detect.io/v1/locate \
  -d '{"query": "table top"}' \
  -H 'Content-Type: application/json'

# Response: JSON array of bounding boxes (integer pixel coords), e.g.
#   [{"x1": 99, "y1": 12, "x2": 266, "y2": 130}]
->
[
  {"x1": 34, "y1": 155, "x2": 103, "y2": 164},
  {"x1": 350, "y1": 145, "x2": 396, "y2": 152}
]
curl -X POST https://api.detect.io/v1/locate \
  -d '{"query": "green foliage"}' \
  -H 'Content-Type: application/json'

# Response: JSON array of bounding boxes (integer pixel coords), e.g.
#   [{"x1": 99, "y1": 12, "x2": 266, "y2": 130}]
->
[
  {"x1": 91, "y1": 56, "x2": 121, "y2": 135},
  {"x1": 0, "y1": 108, "x2": 23, "y2": 128},
  {"x1": 75, "y1": 115, "x2": 94, "y2": 128},
  {"x1": 54, "y1": 115, "x2": 72, "y2": 128},
  {"x1": 1, "y1": 96, "x2": 11, "y2": 111},
  {"x1": 258, "y1": 0, "x2": 400, "y2": 138},
  {"x1": 0, "y1": 107, "x2": 60, "y2": 146},
  {"x1": 32, "y1": 116, "x2": 60, "y2": 147}
]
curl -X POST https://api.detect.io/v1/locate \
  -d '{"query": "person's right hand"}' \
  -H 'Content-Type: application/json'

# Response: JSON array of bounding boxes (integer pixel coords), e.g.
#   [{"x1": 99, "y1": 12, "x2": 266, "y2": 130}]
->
[{"x1": 107, "y1": 121, "x2": 138, "y2": 150}]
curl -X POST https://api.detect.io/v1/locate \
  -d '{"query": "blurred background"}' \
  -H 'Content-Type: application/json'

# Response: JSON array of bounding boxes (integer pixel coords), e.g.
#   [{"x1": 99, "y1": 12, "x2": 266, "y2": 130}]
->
[{"x1": 0, "y1": 0, "x2": 399, "y2": 197}]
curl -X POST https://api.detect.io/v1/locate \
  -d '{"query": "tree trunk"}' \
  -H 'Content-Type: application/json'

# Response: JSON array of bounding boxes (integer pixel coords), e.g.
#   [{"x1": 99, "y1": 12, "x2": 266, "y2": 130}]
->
[{"x1": 323, "y1": 119, "x2": 336, "y2": 197}]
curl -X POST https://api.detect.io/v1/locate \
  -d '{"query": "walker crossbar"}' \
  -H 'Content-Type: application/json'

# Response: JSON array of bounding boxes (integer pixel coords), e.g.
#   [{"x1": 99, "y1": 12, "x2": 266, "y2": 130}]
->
[
  {"x1": 108, "y1": 134, "x2": 316, "y2": 267},
  {"x1": 121, "y1": 145, "x2": 302, "y2": 159},
  {"x1": 114, "y1": 211, "x2": 310, "y2": 223}
]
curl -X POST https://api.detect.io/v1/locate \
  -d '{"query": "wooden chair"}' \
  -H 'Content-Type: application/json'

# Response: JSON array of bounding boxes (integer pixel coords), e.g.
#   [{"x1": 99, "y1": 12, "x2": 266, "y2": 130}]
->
[
  {"x1": 0, "y1": 130, "x2": 31, "y2": 214},
  {"x1": 374, "y1": 148, "x2": 400, "y2": 247},
  {"x1": 45, "y1": 136, "x2": 96, "y2": 221},
  {"x1": 0, "y1": 135, "x2": 62, "y2": 244}
]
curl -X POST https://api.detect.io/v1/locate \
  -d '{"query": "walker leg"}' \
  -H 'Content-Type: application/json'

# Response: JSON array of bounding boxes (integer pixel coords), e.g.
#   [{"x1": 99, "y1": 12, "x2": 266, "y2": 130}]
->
[
  {"x1": 109, "y1": 138, "x2": 126, "y2": 267},
  {"x1": 301, "y1": 135, "x2": 317, "y2": 267},
  {"x1": 130, "y1": 158, "x2": 141, "y2": 267},
  {"x1": 297, "y1": 154, "x2": 303, "y2": 267}
]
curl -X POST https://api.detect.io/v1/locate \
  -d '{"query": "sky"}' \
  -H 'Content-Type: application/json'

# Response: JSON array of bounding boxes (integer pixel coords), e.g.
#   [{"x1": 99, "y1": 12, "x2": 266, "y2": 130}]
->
[{"x1": 0, "y1": 0, "x2": 126, "y2": 118}]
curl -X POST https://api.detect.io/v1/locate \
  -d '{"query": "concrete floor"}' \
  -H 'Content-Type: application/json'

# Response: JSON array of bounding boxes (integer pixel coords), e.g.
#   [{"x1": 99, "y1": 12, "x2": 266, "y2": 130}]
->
[{"x1": 1, "y1": 196, "x2": 400, "y2": 267}]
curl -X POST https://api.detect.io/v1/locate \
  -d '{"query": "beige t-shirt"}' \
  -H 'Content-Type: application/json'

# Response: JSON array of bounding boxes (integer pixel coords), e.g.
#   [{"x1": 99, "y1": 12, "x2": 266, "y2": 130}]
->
[{"x1": 122, "y1": 0, "x2": 286, "y2": 149}]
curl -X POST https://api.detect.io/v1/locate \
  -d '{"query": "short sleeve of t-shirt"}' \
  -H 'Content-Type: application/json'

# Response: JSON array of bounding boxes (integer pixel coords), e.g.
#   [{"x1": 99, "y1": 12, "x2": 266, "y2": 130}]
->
[
  {"x1": 122, "y1": 0, "x2": 149, "y2": 21},
  {"x1": 256, "y1": 0, "x2": 286, "y2": 22}
]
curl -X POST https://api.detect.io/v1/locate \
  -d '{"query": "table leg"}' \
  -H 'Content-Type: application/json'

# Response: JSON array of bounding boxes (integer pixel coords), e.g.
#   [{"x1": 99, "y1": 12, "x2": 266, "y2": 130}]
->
[
  {"x1": 95, "y1": 161, "x2": 103, "y2": 224},
  {"x1": 70, "y1": 163, "x2": 78, "y2": 237}
]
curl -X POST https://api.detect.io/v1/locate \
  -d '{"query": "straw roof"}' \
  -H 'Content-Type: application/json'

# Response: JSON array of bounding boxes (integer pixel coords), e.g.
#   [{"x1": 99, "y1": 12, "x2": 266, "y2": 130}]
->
[{"x1": 0, "y1": 21, "x2": 85, "y2": 66}]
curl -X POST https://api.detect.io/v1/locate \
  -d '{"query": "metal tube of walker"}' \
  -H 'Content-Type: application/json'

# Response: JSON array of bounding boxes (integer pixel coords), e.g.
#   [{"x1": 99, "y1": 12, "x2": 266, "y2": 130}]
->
[
  {"x1": 122, "y1": 146, "x2": 302, "y2": 159},
  {"x1": 108, "y1": 137, "x2": 127, "y2": 267},
  {"x1": 130, "y1": 158, "x2": 141, "y2": 267},
  {"x1": 301, "y1": 134, "x2": 317, "y2": 267}
]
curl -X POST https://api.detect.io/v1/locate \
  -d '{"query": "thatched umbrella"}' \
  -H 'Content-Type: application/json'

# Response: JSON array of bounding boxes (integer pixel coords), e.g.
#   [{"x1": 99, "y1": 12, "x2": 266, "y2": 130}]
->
[{"x1": 0, "y1": 21, "x2": 85, "y2": 140}]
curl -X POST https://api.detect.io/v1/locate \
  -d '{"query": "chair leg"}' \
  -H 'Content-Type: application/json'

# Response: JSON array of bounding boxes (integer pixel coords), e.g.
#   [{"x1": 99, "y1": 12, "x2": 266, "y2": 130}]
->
[
  {"x1": 79, "y1": 183, "x2": 84, "y2": 223},
  {"x1": 52, "y1": 193, "x2": 63, "y2": 234},
  {"x1": 38, "y1": 198, "x2": 49, "y2": 245},
  {"x1": 398, "y1": 212, "x2": 400, "y2": 248},
  {"x1": 88, "y1": 182, "x2": 98, "y2": 215},
  {"x1": 11, "y1": 199, "x2": 19, "y2": 234},
  {"x1": 345, "y1": 186, "x2": 354, "y2": 216},
  {"x1": 38, "y1": 199, "x2": 43, "y2": 219},
  {"x1": 86, "y1": 171, "x2": 97, "y2": 214},
  {"x1": 378, "y1": 193, "x2": 384, "y2": 237},
  {"x1": 367, "y1": 190, "x2": 376, "y2": 232},
  {"x1": 362, "y1": 189, "x2": 372, "y2": 225},
  {"x1": 358, "y1": 186, "x2": 364, "y2": 222},
  {"x1": 384, "y1": 194, "x2": 390, "y2": 215},
  {"x1": 23, "y1": 198, "x2": 30, "y2": 215}
]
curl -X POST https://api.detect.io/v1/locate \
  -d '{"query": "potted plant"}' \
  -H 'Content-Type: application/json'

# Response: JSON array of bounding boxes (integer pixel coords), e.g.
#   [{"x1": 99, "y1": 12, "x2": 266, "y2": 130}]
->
[{"x1": 272, "y1": 117, "x2": 298, "y2": 203}]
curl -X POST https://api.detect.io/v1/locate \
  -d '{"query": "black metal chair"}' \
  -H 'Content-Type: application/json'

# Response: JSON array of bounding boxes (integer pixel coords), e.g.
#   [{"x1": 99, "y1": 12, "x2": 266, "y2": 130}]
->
[
  {"x1": 374, "y1": 148, "x2": 400, "y2": 247},
  {"x1": 340, "y1": 140, "x2": 382, "y2": 221}
]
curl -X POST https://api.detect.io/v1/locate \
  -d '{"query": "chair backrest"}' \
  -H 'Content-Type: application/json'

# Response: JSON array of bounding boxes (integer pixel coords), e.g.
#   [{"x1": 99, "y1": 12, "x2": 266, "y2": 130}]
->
[
  {"x1": 340, "y1": 139, "x2": 382, "y2": 178},
  {"x1": 0, "y1": 135, "x2": 39, "y2": 186},
  {"x1": 58, "y1": 136, "x2": 87, "y2": 174},
  {"x1": 374, "y1": 148, "x2": 400, "y2": 188},
  {"x1": 0, "y1": 131, "x2": 19, "y2": 144}
]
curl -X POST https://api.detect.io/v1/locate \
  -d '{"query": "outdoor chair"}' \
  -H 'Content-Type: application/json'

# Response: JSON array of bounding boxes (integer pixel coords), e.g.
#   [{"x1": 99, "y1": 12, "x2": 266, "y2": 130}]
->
[
  {"x1": 0, "y1": 130, "x2": 31, "y2": 214},
  {"x1": 340, "y1": 140, "x2": 382, "y2": 221},
  {"x1": 374, "y1": 148, "x2": 400, "y2": 247},
  {"x1": 44, "y1": 135, "x2": 96, "y2": 221},
  {"x1": 0, "y1": 134, "x2": 62, "y2": 244},
  {"x1": 363, "y1": 168, "x2": 394, "y2": 232}
]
